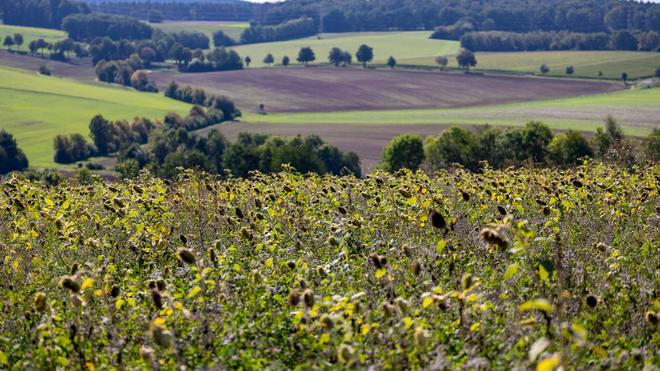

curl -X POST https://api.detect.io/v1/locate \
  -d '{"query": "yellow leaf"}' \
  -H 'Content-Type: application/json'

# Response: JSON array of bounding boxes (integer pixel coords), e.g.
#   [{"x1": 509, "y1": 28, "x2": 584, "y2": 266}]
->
[
  {"x1": 115, "y1": 299, "x2": 125, "y2": 310},
  {"x1": 503, "y1": 263, "x2": 519, "y2": 280},
  {"x1": 469, "y1": 322, "x2": 481, "y2": 332},
  {"x1": 319, "y1": 333, "x2": 330, "y2": 345},
  {"x1": 436, "y1": 240, "x2": 447, "y2": 254},
  {"x1": 93, "y1": 289, "x2": 104, "y2": 297},
  {"x1": 519, "y1": 299, "x2": 554, "y2": 313},
  {"x1": 85, "y1": 362, "x2": 95, "y2": 371},
  {"x1": 81, "y1": 278, "x2": 95, "y2": 290},
  {"x1": 0, "y1": 351, "x2": 7, "y2": 365},
  {"x1": 265, "y1": 257, "x2": 273, "y2": 268},
  {"x1": 422, "y1": 297, "x2": 434, "y2": 309},
  {"x1": 539, "y1": 265, "x2": 549, "y2": 281},
  {"x1": 187, "y1": 286, "x2": 202, "y2": 299},
  {"x1": 402, "y1": 317, "x2": 413, "y2": 330},
  {"x1": 536, "y1": 353, "x2": 560, "y2": 371},
  {"x1": 360, "y1": 324, "x2": 370, "y2": 336},
  {"x1": 375, "y1": 268, "x2": 386, "y2": 279}
]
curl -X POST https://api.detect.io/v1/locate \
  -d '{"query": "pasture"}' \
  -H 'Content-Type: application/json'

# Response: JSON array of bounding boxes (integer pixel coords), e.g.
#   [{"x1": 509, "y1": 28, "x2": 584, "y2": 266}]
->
[
  {"x1": 401, "y1": 50, "x2": 660, "y2": 80},
  {"x1": 0, "y1": 66, "x2": 191, "y2": 168},
  {"x1": 153, "y1": 21, "x2": 249, "y2": 45},
  {"x1": 0, "y1": 24, "x2": 66, "y2": 49},
  {"x1": 150, "y1": 66, "x2": 620, "y2": 113},
  {"x1": 230, "y1": 32, "x2": 459, "y2": 68}
]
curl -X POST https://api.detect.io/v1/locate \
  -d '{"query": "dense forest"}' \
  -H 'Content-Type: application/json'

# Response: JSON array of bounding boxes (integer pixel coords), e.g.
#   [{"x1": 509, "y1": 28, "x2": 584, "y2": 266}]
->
[
  {"x1": 1, "y1": 0, "x2": 89, "y2": 28},
  {"x1": 82, "y1": 0, "x2": 660, "y2": 34}
]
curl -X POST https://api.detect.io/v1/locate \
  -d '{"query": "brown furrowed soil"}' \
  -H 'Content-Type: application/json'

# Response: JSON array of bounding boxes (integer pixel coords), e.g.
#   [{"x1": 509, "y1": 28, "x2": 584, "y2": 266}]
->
[
  {"x1": 150, "y1": 66, "x2": 623, "y2": 113},
  {"x1": 0, "y1": 50, "x2": 96, "y2": 82}
]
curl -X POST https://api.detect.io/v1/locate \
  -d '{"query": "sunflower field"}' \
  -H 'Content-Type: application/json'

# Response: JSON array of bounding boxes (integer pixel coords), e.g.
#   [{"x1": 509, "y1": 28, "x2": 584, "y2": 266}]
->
[{"x1": 0, "y1": 163, "x2": 658, "y2": 369}]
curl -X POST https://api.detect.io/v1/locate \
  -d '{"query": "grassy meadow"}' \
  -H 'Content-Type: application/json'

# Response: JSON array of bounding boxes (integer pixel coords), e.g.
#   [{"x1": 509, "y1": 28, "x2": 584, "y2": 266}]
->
[
  {"x1": 0, "y1": 66, "x2": 191, "y2": 168},
  {"x1": 231, "y1": 32, "x2": 459, "y2": 68},
  {"x1": 153, "y1": 21, "x2": 249, "y2": 46},
  {"x1": 242, "y1": 87, "x2": 660, "y2": 136},
  {"x1": 401, "y1": 50, "x2": 660, "y2": 80},
  {"x1": 0, "y1": 24, "x2": 66, "y2": 50}
]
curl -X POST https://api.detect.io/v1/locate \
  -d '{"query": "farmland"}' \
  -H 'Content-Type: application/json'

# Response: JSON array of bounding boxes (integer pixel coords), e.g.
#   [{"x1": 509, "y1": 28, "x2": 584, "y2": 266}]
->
[
  {"x1": 401, "y1": 50, "x2": 660, "y2": 80},
  {"x1": 0, "y1": 66, "x2": 191, "y2": 168},
  {"x1": 230, "y1": 32, "x2": 459, "y2": 68},
  {"x1": 0, "y1": 24, "x2": 66, "y2": 48},
  {"x1": 153, "y1": 21, "x2": 249, "y2": 45},
  {"x1": 238, "y1": 85, "x2": 660, "y2": 134},
  {"x1": 150, "y1": 66, "x2": 621, "y2": 113},
  {"x1": 1, "y1": 165, "x2": 658, "y2": 369}
]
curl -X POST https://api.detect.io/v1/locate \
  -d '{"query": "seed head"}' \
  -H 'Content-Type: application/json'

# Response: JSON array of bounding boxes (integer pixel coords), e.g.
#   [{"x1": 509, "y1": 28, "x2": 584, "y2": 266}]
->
[
  {"x1": 288, "y1": 289, "x2": 300, "y2": 306},
  {"x1": 411, "y1": 261, "x2": 422, "y2": 276},
  {"x1": 480, "y1": 227, "x2": 507, "y2": 249},
  {"x1": 59, "y1": 275, "x2": 80, "y2": 293},
  {"x1": 110, "y1": 285, "x2": 120, "y2": 298},
  {"x1": 151, "y1": 324, "x2": 173, "y2": 348},
  {"x1": 646, "y1": 311, "x2": 657, "y2": 325},
  {"x1": 34, "y1": 292, "x2": 48, "y2": 312},
  {"x1": 151, "y1": 289, "x2": 163, "y2": 310},
  {"x1": 156, "y1": 279, "x2": 166, "y2": 292},
  {"x1": 461, "y1": 190, "x2": 470, "y2": 201},
  {"x1": 70, "y1": 294, "x2": 84, "y2": 308},
  {"x1": 337, "y1": 344, "x2": 354, "y2": 364},
  {"x1": 320, "y1": 315, "x2": 333, "y2": 329},
  {"x1": 586, "y1": 295, "x2": 598, "y2": 308},
  {"x1": 176, "y1": 248, "x2": 196, "y2": 265},
  {"x1": 302, "y1": 289, "x2": 315, "y2": 308},
  {"x1": 430, "y1": 210, "x2": 446, "y2": 229},
  {"x1": 497, "y1": 205, "x2": 507, "y2": 216},
  {"x1": 401, "y1": 244, "x2": 413, "y2": 257}
]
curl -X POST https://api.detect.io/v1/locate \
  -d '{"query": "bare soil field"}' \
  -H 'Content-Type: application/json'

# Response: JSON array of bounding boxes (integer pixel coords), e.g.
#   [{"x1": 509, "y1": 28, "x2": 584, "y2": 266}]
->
[
  {"x1": 0, "y1": 50, "x2": 96, "y2": 82},
  {"x1": 150, "y1": 66, "x2": 622, "y2": 113}
]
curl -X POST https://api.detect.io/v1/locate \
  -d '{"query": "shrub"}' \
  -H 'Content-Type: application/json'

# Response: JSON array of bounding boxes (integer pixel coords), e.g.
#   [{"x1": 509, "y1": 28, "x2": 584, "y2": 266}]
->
[
  {"x1": 380, "y1": 133, "x2": 425, "y2": 172},
  {"x1": 0, "y1": 130, "x2": 29, "y2": 174}
]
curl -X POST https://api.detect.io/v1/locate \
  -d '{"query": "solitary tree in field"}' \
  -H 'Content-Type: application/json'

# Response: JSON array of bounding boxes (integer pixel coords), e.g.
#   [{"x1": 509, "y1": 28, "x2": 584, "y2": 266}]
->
[
  {"x1": 656, "y1": 68, "x2": 660, "y2": 78},
  {"x1": 3, "y1": 36, "x2": 14, "y2": 51},
  {"x1": 297, "y1": 47, "x2": 316, "y2": 65},
  {"x1": 435, "y1": 56, "x2": 448, "y2": 70},
  {"x1": 328, "y1": 47, "x2": 343, "y2": 67},
  {"x1": 456, "y1": 49, "x2": 477, "y2": 71},
  {"x1": 387, "y1": 56, "x2": 397, "y2": 69},
  {"x1": 244, "y1": 56, "x2": 252, "y2": 67},
  {"x1": 356, "y1": 44, "x2": 373, "y2": 68},
  {"x1": 621, "y1": 72, "x2": 628, "y2": 84},
  {"x1": 263, "y1": 53, "x2": 274, "y2": 66},
  {"x1": 13, "y1": 34, "x2": 23, "y2": 50},
  {"x1": 282, "y1": 56, "x2": 290, "y2": 67},
  {"x1": 566, "y1": 65, "x2": 574, "y2": 75},
  {"x1": 540, "y1": 64, "x2": 549, "y2": 74}
]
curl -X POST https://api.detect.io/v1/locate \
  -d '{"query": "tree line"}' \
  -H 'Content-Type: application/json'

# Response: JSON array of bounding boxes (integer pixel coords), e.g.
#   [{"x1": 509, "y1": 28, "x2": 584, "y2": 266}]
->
[
  {"x1": 380, "y1": 118, "x2": 660, "y2": 173},
  {"x1": 52, "y1": 103, "x2": 233, "y2": 164},
  {"x1": 62, "y1": 13, "x2": 153, "y2": 41},
  {"x1": 1, "y1": 0, "x2": 88, "y2": 28},
  {"x1": 239, "y1": 17, "x2": 317, "y2": 44},
  {"x1": 119, "y1": 130, "x2": 361, "y2": 179},
  {"x1": 164, "y1": 82, "x2": 240, "y2": 120},
  {"x1": 459, "y1": 30, "x2": 660, "y2": 52}
]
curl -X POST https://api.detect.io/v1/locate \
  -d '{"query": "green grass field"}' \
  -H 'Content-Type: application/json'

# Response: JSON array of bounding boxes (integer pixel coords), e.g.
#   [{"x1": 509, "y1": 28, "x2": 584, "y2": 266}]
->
[
  {"x1": 153, "y1": 21, "x2": 249, "y2": 46},
  {"x1": 0, "y1": 24, "x2": 66, "y2": 50},
  {"x1": 231, "y1": 32, "x2": 459, "y2": 68},
  {"x1": 0, "y1": 66, "x2": 191, "y2": 168},
  {"x1": 401, "y1": 50, "x2": 660, "y2": 80},
  {"x1": 241, "y1": 87, "x2": 660, "y2": 136}
]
